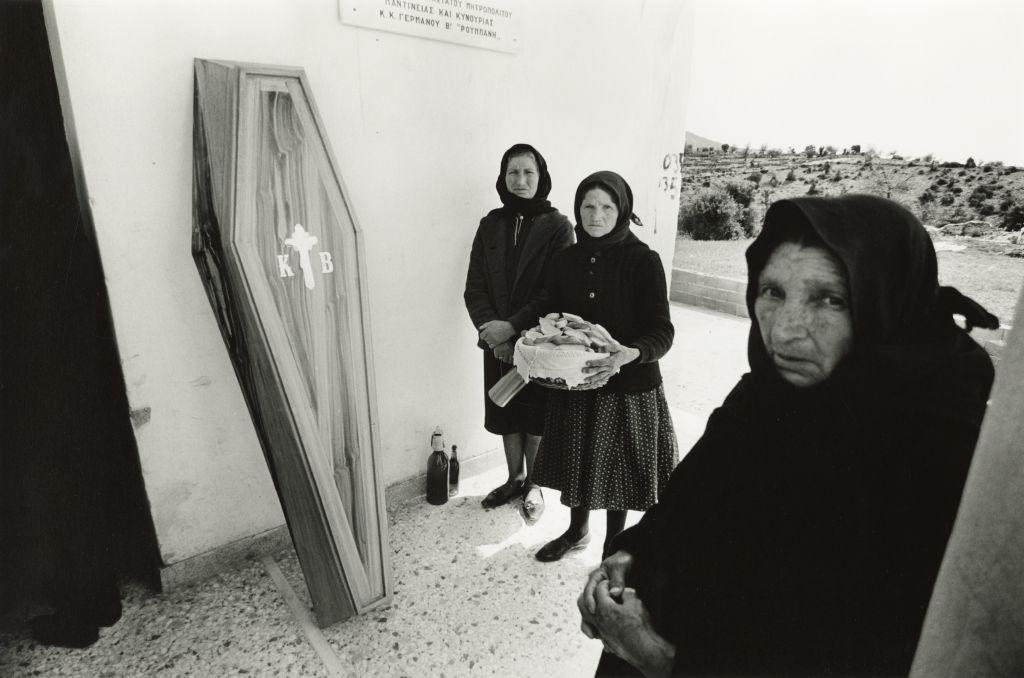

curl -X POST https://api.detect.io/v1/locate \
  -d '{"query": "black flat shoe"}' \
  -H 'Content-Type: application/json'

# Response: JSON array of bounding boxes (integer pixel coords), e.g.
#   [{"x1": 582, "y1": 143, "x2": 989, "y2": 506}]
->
[
  {"x1": 520, "y1": 483, "x2": 545, "y2": 525},
  {"x1": 481, "y1": 479, "x2": 525, "y2": 509},
  {"x1": 535, "y1": 533, "x2": 590, "y2": 562}
]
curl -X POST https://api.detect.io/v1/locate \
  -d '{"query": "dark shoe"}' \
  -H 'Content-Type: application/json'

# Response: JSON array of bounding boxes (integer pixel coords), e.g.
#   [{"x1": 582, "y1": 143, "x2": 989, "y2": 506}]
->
[
  {"x1": 481, "y1": 479, "x2": 525, "y2": 509},
  {"x1": 520, "y1": 483, "x2": 545, "y2": 525},
  {"x1": 535, "y1": 532, "x2": 590, "y2": 562}
]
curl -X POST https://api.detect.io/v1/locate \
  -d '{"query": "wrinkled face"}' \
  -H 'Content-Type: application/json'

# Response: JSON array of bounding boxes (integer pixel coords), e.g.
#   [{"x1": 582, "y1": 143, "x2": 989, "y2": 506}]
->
[
  {"x1": 505, "y1": 153, "x2": 539, "y2": 199},
  {"x1": 754, "y1": 242, "x2": 854, "y2": 387},
  {"x1": 579, "y1": 187, "x2": 619, "y2": 238}
]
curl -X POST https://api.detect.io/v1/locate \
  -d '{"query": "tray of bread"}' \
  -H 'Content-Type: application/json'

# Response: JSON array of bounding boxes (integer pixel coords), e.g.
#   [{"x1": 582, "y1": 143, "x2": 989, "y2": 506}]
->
[{"x1": 513, "y1": 312, "x2": 616, "y2": 390}]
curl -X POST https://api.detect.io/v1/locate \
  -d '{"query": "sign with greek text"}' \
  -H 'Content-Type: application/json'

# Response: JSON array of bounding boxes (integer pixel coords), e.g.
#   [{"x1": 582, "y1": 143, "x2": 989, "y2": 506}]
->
[{"x1": 339, "y1": 0, "x2": 520, "y2": 54}]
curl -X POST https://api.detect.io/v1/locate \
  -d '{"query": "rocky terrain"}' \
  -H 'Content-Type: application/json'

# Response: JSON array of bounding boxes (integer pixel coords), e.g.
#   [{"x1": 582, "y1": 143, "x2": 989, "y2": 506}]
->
[{"x1": 678, "y1": 144, "x2": 1024, "y2": 256}]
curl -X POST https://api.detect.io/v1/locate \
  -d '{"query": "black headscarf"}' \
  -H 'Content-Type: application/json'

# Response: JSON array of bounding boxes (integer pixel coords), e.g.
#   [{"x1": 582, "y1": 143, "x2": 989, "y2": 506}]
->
[
  {"x1": 494, "y1": 143, "x2": 555, "y2": 216},
  {"x1": 572, "y1": 170, "x2": 643, "y2": 252},
  {"x1": 745, "y1": 194, "x2": 998, "y2": 425}
]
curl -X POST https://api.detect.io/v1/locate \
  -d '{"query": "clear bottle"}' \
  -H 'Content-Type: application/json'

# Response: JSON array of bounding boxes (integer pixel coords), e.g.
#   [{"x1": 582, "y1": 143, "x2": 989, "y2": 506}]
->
[{"x1": 448, "y1": 445, "x2": 460, "y2": 497}]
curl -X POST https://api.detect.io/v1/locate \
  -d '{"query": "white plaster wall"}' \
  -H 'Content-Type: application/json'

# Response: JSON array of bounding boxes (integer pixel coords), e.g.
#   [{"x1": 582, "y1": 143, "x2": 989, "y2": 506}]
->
[{"x1": 46, "y1": 0, "x2": 694, "y2": 565}]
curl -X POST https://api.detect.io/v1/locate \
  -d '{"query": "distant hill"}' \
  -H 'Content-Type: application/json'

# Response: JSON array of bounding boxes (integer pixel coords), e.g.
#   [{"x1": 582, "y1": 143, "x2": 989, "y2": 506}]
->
[
  {"x1": 679, "y1": 152, "x2": 1024, "y2": 235},
  {"x1": 686, "y1": 131, "x2": 726, "y2": 152}
]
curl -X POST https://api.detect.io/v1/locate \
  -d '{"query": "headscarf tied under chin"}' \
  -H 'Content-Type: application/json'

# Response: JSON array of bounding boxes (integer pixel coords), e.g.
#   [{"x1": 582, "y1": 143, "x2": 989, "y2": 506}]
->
[
  {"x1": 744, "y1": 194, "x2": 997, "y2": 424},
  {"x1": 494, "y1": 143, "x2": 555, "y2": 217},
  {"x1": 572, "y1": 170, "x2": 644, "y2": 252}
]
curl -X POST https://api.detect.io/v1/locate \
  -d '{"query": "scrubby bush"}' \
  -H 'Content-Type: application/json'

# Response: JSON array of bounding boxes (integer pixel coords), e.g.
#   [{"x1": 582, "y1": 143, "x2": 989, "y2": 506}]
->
[
  {"x1": 940, "y1": 195, "x2": 955, "y2": 206},
  {"x1": 741, "y1": 203, "x2": 763, "y2": 238},
  {"x1": 785, "y1": 169, "x2": 797, "y2": 183},
  {"x1": 746, "y1": 172, "x2": 762, "y2": 186},
  {"x1": 952, "y1": 187, "x2": 963, "y2": 195},
  {"x1": 965, "y1": 157, "x2": 977, "y2": 168},
  {"x1": 918, "y1": 190, "x2": 935, "y2": 205},
  {"x1": 724, "y1": 181, "x2": 755, "y2": 207},
  {"x1": 979, "y1": 204, "x2": 996, "y2": 216},
  {"x1": 1001, "y1": 202, "x2": 1024, "y2": 231},
  {"x1": 678, "y1": 186, "x2": 744, "y2": 240},
  {"x1": 967, "y1": 185, "x2": 994, "y2": 207},
  {"x1": 807, "y1": 181, "x2": 821, "y2": 195}
]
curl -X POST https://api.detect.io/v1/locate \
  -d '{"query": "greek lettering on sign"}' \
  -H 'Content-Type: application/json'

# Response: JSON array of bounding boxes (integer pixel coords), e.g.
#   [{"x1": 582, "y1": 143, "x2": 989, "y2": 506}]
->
[{"x1": 278, "y1": 224, "x2": 335, "y2": 290}]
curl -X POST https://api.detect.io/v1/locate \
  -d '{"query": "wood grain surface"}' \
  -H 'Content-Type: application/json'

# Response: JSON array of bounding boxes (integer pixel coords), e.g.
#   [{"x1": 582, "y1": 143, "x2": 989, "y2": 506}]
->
[{"x1": 192, "y1": 59, "x2": 391, "y2": 627}]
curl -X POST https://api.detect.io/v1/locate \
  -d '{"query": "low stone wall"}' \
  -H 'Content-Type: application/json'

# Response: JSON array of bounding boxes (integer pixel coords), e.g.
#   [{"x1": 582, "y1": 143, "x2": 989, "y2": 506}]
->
[
  {"x1": 670, "y1": 268, "x2": 1009, "y2": 361},
  {"x1": 670, "y1": 268, "x2": 749, "y2": 319}
]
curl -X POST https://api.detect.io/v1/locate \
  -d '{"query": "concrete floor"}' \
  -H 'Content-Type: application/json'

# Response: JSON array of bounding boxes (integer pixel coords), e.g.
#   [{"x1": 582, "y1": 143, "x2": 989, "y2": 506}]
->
[{"x1": 0, "y1": 304, "x2": 751, "y2": 677}]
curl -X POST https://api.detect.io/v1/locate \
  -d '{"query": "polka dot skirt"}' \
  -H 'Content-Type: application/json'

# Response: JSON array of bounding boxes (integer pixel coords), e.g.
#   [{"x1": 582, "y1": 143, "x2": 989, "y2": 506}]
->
[{"x1": 532, "y1": 384, "x2": 679, "y2": 511}]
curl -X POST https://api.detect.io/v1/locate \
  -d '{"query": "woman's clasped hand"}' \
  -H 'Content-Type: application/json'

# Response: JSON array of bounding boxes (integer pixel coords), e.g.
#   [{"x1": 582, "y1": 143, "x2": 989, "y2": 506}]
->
[
  {"x1": 582, "y1": 343, "x2": 640, "y2": 386},
  {"x1": 578, "y1": 551, "x2": 675, "y2": 676}
]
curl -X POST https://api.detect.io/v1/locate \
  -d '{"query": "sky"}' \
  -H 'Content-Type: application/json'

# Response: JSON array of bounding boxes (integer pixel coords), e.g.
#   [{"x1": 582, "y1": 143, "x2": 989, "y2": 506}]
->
[{"x1": 685, "y1": 0, "x2": 1024, "y2": 165}]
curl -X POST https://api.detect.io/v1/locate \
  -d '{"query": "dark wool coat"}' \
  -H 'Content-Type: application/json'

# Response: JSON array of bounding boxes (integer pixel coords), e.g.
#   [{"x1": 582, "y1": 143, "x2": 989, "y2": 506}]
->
[
  {"x1": 543, "y1": 234, "x2": 674, "y2": 393},
  {"x1": 464, "y1": 209, "x2": 574, "y2": 337},
  {"x1": 601, "y1": 195, "x2": 997, "y2": 677}
]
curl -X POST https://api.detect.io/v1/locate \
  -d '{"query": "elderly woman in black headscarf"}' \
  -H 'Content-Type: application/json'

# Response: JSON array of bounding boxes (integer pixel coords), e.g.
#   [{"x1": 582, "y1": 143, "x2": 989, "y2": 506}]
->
[
  {"x1": 576, "y1": 194, "x2": 999, "y2": 677},
  {"x1": 465, "y1": 143, "x2": 574, "y2": 522},
  {"x1": 531, "y1": 171, "x2": 678, "y2": 562}
]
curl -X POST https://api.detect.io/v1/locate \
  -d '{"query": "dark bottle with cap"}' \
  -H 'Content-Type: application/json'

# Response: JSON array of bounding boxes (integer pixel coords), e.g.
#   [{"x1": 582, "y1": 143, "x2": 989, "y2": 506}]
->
[
  {"x1": 448, "y1": 445, "x2": 460, "y2": 497},
  {"x1": 426, "y1": 426, "x2": 449, "y2": 505}
]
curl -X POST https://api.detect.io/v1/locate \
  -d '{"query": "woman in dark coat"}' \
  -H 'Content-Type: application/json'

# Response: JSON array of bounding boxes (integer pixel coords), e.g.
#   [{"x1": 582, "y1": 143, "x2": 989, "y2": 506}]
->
[
  {"x1": 464, "y1": 143, "x2": 574, "y2": 521},
  {"x1": 577, "y1": 194, "x2": 999, "y2": 677},
  {"x1": 531, "y1": 171, "x2": 678, "y2": 562}
]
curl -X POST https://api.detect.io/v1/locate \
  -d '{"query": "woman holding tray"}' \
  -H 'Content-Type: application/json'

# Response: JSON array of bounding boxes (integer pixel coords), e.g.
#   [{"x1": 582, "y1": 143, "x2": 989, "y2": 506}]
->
[
  {"x1": 531, "y1": 170, "x2": 678, "y2": 562},
  {"x1": 464, "y1": 143, "x2": 574, "y2": 523}
]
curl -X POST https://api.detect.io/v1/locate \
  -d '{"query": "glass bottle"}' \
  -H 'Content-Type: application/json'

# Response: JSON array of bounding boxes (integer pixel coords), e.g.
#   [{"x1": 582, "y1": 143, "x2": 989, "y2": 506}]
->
[
  {"x1": 426, "y1": 427, "x2": 449, "y2": 505},
  {"x1": 448, "y1": 445, "x2": 460, "y2": 497}
]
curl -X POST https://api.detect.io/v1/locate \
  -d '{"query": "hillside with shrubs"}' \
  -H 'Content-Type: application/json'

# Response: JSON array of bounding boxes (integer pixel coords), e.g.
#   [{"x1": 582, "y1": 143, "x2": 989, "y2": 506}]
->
[{"x1": 677, "y1": 144, "x2": 1024, "y2": 247}]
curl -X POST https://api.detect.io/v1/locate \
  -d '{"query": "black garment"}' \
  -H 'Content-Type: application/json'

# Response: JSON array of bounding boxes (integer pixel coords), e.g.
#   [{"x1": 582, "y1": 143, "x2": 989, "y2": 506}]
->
[
  {"x1": 543, "y1": 234, "x2": 673, "y2": 393},
  {"x1": 607, "y1": 195, "x2": 995, "y2": 676},
  {"x1": 0, "y1": 0, "x2": 159, "y2": 648},
  {"x1": 482, "y1": 351, "x2": 545, "y2": 435},
  {"x1": 467, "y1": 209, "x2": 573, "y2": 435},
  {"x1": 505, "y1": 213, "x2": 534, "y2": 289}
]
